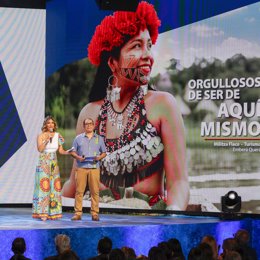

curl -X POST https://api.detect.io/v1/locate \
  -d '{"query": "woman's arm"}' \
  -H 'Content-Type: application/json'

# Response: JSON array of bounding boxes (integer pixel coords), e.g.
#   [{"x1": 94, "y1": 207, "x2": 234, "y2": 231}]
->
[
  {"x1": 58, "y1": 145, "x2": 69, "y2": 155},
  {"x1": 37, "y1": 133, "x2": 50, "y2": 153},
  {"x1": 149, "y1": 91, "x2": 190, "y2": 210},
  {"x1": 57, "y1": 134, "x2": 70, "y2": 155}
]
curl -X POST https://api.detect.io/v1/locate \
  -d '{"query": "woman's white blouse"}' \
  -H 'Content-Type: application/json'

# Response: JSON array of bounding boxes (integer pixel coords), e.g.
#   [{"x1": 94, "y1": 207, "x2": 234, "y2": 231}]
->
[{"x1": 44, "y1": 132, "x2": 59, "y2": 153}]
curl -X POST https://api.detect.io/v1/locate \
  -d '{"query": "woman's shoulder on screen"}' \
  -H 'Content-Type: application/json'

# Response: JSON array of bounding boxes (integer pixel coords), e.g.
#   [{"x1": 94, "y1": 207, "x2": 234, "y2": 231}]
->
[
  {"x1": 145, "y1": 90, "x2": 178, "y2": 111},
  {"x1": 78, "y1": 100, "x2": 104, "y2": 120}
]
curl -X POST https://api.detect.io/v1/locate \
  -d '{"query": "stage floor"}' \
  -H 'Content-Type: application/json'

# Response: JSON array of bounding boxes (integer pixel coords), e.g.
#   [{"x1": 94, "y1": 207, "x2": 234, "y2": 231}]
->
[
  {"x1": 0, "y1": 208, "x2": 220, "y2": 230},
  {"x1": 0, "y1": 208, "x2": 259, "y2": 260}
]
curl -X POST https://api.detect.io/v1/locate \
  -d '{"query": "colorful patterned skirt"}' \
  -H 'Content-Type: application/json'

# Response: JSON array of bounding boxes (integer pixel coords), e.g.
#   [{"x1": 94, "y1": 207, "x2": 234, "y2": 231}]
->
[{"x1": 32, "y1": 152, "x2": 62, "y2": 220}]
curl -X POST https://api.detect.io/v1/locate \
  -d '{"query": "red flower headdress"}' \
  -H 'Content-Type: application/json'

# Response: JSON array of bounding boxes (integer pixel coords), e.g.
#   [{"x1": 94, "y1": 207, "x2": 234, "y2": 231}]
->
[{"x1": 88, "y1": 1, "x2": 161, "y2": 66}]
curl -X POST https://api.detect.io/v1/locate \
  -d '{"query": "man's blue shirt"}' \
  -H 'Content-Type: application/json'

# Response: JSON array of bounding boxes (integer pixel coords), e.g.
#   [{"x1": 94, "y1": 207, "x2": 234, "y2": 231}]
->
[{"x1": 72, "y1": 133, "x2": 106, "y2": 168}]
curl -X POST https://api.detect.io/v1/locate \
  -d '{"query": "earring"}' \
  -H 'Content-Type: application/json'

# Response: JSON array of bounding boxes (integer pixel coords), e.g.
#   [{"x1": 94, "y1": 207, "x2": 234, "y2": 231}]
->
[
  {"x1": 141, "y1": 85, "x2": 148, "y2": 96},
  {"x1": 107, "y1": 75, "x2": 121, "y2": 102}
]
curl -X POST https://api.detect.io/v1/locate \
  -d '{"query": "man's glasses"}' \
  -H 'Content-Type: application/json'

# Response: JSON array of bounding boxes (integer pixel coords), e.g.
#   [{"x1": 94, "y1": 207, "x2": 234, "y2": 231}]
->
[{"x1": 84, "y1": 122, "x2": 94, "y2": 126}]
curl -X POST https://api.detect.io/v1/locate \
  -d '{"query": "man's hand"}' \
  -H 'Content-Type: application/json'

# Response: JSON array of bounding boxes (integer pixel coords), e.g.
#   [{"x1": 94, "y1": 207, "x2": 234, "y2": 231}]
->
[{"x1": 79, "y1": 155, "x2": 85, "y2": 162}]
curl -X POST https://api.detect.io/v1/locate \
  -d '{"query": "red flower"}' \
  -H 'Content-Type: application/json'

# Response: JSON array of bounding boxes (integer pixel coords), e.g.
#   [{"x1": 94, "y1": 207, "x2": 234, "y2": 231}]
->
[
  {"x1": 40, "y1": 178, "x2": 50, "y2": 192},
  {"x1": 54, "y1": 178, "x2": 61, "y2": 192},
  {"x1": 88, "y1": 1, "x2": 161, "y2": 66}
]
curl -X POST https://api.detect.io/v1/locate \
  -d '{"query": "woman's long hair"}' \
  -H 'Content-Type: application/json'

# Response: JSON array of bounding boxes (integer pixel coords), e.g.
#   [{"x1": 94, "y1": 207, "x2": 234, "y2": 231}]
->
[
  {"x1": 88, "y1": 48, "x2": 120, "y2": 102},
  {"x1": 41, "y1": 115, "x2": 57, "y2": 132}
]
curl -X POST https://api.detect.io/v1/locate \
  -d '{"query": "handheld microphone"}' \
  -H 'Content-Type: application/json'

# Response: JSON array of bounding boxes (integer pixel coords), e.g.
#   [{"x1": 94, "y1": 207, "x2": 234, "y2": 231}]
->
[{"x1": 49, "y1": 128, "x2": 53, "y2": 143}]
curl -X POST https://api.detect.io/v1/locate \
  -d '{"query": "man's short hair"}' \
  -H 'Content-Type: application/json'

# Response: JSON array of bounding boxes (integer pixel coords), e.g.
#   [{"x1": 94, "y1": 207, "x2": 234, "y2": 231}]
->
[
  {"x1": 234, "y1": 229, "x2": 250, "y2": 245},
  {"x1": 223, "y1": 238, "x2": 238, "y2": 251},
  {"x1": 97, "y1": 237, "x2": 112, "y2": 254},
  {"x1": 83, "y1": 118, "x2": 94, "y2": 126},
  {"x1": 12, "y1": 237, "x2": 26, "y2": 254}
]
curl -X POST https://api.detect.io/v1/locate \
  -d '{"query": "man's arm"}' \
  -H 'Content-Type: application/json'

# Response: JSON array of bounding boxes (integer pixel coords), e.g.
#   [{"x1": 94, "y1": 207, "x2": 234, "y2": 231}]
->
[
  {"x1": 95, "y1": 152, "x2": 106, "y2": 161},
  {"x1": 70, "y1": 151, "x2": 85, "y2": 162}
]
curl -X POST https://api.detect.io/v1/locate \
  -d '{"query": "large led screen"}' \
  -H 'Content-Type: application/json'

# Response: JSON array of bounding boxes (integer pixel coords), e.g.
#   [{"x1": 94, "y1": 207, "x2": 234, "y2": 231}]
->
[
  {"x1": 0, "y1": 6, "x2": 46, "y2": 203},
  {"x1": 46, "y1": 0, "x2": 260, "y2": 213},
  {"x1": 2, "y1": 0, "x2": 259, "y2": 214}
]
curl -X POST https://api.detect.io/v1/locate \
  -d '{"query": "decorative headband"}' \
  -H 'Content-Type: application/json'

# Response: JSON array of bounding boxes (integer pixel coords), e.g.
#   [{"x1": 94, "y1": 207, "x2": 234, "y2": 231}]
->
[{"x1": 88, "y1": 1, "x2": 161, "y2": 66}]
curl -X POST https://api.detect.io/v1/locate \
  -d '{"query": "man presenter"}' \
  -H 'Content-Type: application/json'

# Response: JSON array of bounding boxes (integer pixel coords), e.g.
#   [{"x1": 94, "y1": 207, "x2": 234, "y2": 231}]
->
[{"x1": 70, "y1": 118, "x2": 106, "y2": 221}]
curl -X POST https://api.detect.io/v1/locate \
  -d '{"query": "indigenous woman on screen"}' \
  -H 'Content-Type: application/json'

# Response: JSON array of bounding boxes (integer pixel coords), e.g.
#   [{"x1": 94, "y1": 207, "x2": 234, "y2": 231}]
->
[
  {"x1": 32, "y1": 116, "x2": 69, "y2": 221},
  {"x1": 62, "y1": 1, "x2": 189, "y2": 211}
]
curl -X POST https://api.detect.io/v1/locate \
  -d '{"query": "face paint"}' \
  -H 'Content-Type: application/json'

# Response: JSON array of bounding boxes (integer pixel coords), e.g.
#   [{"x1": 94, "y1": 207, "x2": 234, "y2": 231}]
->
[
  {"x1": 120, "y1": 67, "x2": 149, "y2": 85},
  {"x1": 119, "y1": 55, "x2": 150, "y2": 84},
  {"x1": 116, "y1": 30, "x2": 154, "y2": 86}
]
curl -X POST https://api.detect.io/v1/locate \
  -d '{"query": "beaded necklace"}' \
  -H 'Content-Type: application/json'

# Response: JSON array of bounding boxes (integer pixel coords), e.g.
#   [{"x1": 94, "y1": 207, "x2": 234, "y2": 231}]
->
[
  {"x1": 97, "y1": 88, "x2": 145, "y2": 152},
  {"x1": 106, "y1": 91, "x2": 138, "y2": 130},
  {"x1": 96, "y1": 87, "x2": 164, "y2": 181}
]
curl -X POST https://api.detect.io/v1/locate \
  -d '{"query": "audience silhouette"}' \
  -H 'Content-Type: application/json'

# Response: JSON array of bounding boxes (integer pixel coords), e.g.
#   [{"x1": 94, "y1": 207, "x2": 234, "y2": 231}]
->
[
  {"x1": 10, "y1": 238, "x2": 31, "y2": 260},
  {"x1": 8, "y1": 228, "x2": 258, "y2": 260},
  {"x1": 44, "y1": 234, "x2": 72, "y2": 260}
]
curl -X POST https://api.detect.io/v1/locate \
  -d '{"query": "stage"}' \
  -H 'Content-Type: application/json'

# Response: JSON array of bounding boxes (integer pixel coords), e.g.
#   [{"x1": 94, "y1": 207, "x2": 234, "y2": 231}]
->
[{"x1": 0, "y1": 208, "x2": 259, "y2": 260}]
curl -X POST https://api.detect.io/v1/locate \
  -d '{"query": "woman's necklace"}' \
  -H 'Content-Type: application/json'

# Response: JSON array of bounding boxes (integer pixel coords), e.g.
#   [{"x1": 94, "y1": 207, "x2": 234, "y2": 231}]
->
[{"x1": 107, "y1": 89, "x2": 140, "y2": 130}]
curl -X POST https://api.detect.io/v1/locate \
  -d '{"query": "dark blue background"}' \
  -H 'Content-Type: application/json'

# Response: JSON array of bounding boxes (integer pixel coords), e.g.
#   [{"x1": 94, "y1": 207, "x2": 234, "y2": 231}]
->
[{"x1": 0, "y1": 62, "x2": 27, "y2": 167}]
